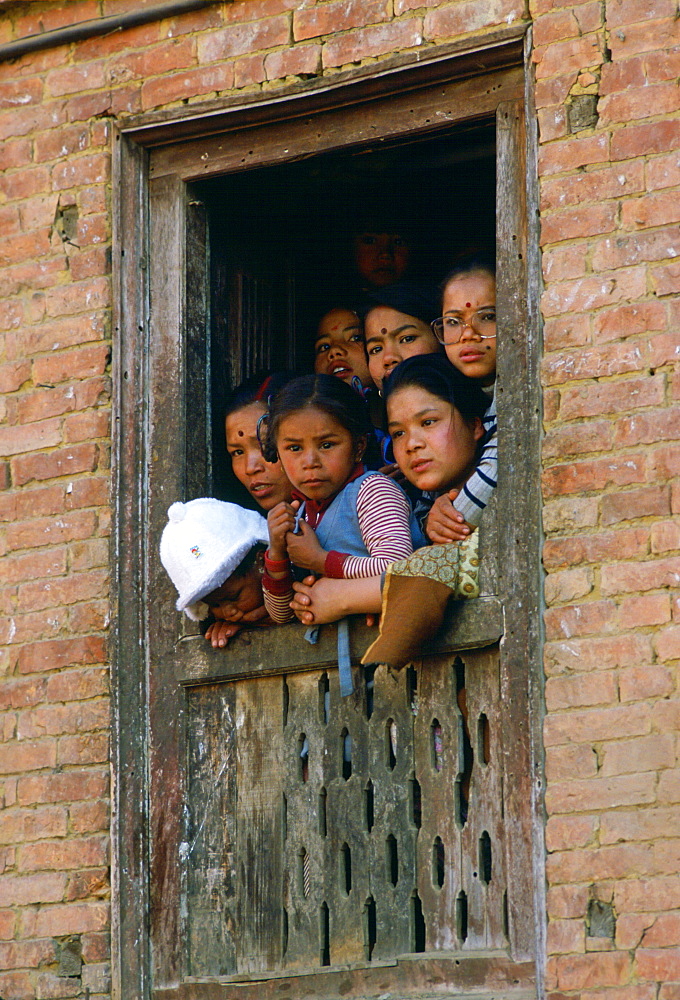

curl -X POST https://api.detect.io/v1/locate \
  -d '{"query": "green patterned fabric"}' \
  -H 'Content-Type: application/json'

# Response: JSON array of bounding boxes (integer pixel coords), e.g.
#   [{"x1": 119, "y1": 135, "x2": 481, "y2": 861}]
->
[{"x1": 386, "y1": 532, "x2": 480, "y2": 596}]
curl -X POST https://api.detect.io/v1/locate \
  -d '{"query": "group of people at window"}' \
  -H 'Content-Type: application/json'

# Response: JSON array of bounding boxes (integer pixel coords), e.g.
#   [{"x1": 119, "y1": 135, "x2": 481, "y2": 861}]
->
[{"x1": 160, "y1": 227, "x2": 497, "y2": 671}]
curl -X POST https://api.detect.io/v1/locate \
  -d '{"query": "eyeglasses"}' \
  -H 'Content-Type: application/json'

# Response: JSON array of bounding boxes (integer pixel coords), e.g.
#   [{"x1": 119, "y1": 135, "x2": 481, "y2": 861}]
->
[{"x1": 431, "y1": 310, "x2": 497, "y2": 345}]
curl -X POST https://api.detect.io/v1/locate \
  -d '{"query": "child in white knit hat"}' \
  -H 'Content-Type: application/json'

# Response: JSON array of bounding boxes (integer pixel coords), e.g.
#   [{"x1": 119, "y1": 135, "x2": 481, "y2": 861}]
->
[{"x1": 160, "y1": 498, "x2": 271, "y2": 648}]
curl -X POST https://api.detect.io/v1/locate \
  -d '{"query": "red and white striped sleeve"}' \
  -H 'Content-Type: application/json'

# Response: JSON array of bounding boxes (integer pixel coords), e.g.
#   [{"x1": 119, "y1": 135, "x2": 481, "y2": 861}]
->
[{"x1": 324, "y1": 474, "x2": 413, "y2": 579}]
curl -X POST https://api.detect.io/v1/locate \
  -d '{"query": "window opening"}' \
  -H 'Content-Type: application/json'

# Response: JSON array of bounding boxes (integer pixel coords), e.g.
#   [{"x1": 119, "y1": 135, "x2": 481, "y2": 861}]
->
[
  {"x1": 364, "y1": 779, "x2": 374, "y2": 833},
  {"x1": 318, "y1": 673, "x2": 330, "y2": 724},
  {"x1": 363, "y1": 896, "x2": 377, "y2": 961}
]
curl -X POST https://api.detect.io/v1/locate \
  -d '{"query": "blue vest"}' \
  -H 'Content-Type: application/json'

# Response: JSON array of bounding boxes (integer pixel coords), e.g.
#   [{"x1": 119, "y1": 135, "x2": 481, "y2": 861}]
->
[{"x1": 303, "y1": 471, "x2": 426, "y2": 555}]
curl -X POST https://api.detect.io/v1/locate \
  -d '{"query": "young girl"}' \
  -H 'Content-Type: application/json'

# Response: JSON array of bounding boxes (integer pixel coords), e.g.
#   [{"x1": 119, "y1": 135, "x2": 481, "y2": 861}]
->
[
  {"x1": 313, "y1": 307, "x2": 373, "y2": 389},
  {"x1": 362, "y1": 281, "x2": 442, "y2": 391},
  {"x1": 361, "y1": 353, "x2": 490, "y2": 669},
  {"x1": 261, "y1": 374, "x2": 415, "y2": 624},
  {"x1": 426, "y1": 254, "x2": 497, "y2": 543},
  {"x1": 202, "y1": 372, "x2": 294, "y2": 648}
]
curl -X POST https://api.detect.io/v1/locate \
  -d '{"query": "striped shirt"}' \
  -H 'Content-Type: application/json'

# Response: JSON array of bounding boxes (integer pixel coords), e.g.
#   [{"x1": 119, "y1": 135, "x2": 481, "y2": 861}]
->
[
  {"x1": 451, "y1": 388, "x2": 497, "y2": 526},
  {"x1": 263, "y1": 474, "x2": 413, "y2": 623}
]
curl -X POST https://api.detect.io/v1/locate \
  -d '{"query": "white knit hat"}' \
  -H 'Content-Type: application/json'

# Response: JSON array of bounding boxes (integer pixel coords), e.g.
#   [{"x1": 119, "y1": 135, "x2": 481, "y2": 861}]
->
[{"x1": 159, "y1": 498, "x2": 269, "y2": 621}]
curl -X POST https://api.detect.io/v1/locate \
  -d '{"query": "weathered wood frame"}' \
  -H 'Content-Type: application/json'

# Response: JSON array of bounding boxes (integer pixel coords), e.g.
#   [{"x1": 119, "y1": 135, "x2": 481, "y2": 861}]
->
[{"x1": 111, "y1": 25, "x2": 544, "y2": 1000}]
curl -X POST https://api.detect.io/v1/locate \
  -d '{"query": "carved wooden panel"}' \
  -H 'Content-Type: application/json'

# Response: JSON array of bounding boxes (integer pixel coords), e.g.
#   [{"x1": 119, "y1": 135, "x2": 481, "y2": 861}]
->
[{"x1": 185, "y1": 647, "x2": 504, "y2": 979}]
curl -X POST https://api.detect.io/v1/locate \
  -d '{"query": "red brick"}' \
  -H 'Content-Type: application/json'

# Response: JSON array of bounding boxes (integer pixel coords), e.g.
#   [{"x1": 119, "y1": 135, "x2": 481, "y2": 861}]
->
[
  {"x1": 532, "y1": 9, "x2": 584, "y2": 47},
  {"x1": 3, "y1": 548, "x2": 67, "y2": 585},
  {"x1": 0, "y1": 361, "x2": 31, "y2": 394},
  {"x1": 0, "y1": 98, "x2": 68, "y2": 143},
  {"x1": 0, "y1": 418, "x2": 62, "y2": 459},
  {"x1": 652, "y1": 260, "x2": 680, "y2": 297},
  {"x1": 547, "y1": 773, "x2": 655, "y2": 816},
  {"x1": 265, "y1": 43, "x2": 321, "y2": 80},
  {"x1": 69, "y1": 538, "x2": 108, "y2": 572},
  {"x1": 593, "y1": 302, "x2": 667, "y2": 343},
  {"x1": 69, "y1": 601, "x2": 109, "y2": 633},
  {"x1": 34, "y1": 972, "x2": 82, "y2": 999},
  {"x1": 68, "y1": 244, "x2": 110, "y2": 281},
  {"x1": 542, "y1": 312, "x2": 591, "y2": 351},
  {"x1": 647, "y1": 150, "x2": 680, "y2": 192},
  {"x1": 593, "y1": 226, "x2": 680, "y2": 272},
  {"x1": 6, "y1": 311, "x2": 104, "y2": 359},
  {"x1": 52, "y1": 153, "x2": 110, "y2": 192},
  {"x1": 609, "y1": 13, "x2": 680, "y2": 58},
  {"x1": 541, "y1": 160, "x2": 644, "y2": 212},
  {"x1": 63, "y1": 410, "x2": 110, "y2": 444},
  {"x1": 533, "y1": 32, "x2": 604, "y2": 79},
  {"x1": 31, "y1": 343, "x2": 110, "y2": 384},
  {"x1": 642, "y1": 913, "x2": 680, "y2": 947},
  {"x1": 28, "y1": 901, "x2": 109, "y2": 938},
  {"x1": 618, "y1": 592, "x2": 672, "y2": 629},
  {"x1": 17, "y1": 770, "x2": 108, "y2": 807},
  {"x1": 548, "y1": 843, "x2": 656, "y2": 883},
  {"x1": 544, "y1": 566, "x2": 593, "y2": 604},
  {"x1": 541, "y1": 202, "x2": 618, "y2": 246},
  {"x1": 0, "y1": 741, "x2": 57, "y2": 776},
  {"x1": 69, "y1": 800, "x2": 109, "y2": 836},
  {"x1": 619, "y1": 663, "x2": 673, "y2": 702},
  {"x1": 542, "y1": 453, "x2": 646, "y2": 497},
  {"x1": 0, "y1": 911, "x2": 16, "y2": 940},
  {"x1": 33, "y1": 123, "x2": 90, "y2": 163},
  {"x1": 661, "y1": 986, "x2": 680, "y2": 1000},
  {"x1": 622, "y1": 190, "x2": 680, "y2": 231},
  {"x1": 600, "y1": 556, "x2": 680, "y2": 596},
  {"x1": 0, "y1": 806, "x2": 67, "y2": 846},
  {"x1": 11, "y1": 443, "x2": 99, "y2": 488},
  {"x1": 645, "y1": 45, "x2": 680, "y2": 83},
  {"x1": 108, "y1": 38, "x2": 196, "y2": 85},
  {"x1": 57, "y1": 733, "x2": 109, "y2": 767},
  {"x1": 4, "y1": 257, "x2": 68, "y2": 297},
  {"x1": 538, "y1": 106, "x2": 568, "y2": 142},
  {"x1": 606, "y1": 0, "x2": 675, "y2": 28},
  {"x1": 424, "y1": 0, "x2": 523, "y2": 38},
  {"x1": 7, "y1": 509, "x2": 96, "y2": 551},
  {"x1": 547, "y1": 884, "x2": 591, "y2": 920},
  {"x1": 544, "y1": 703, "x2": 650, "y2": 747},
  {"x1": 80, "y1": 930, "x2": 109, "y2": 963},
  {"x1": 43, "y1": 276, "x2": 110, "y2": 320},
  {"x1": 615, "y1": 408, "x2": 680, "y2": 448},
  {"x1": 611, "y1": 119, "x2": 680, "y2": 162},
  {"x1": 323, "y1": 19, "x2": 423, "y2": 67},
  {"x1": 599, "y1": 54, "x2": 646, "y2": 94},
  {"x1": 652, "y1": 520, "x2": 680, "y2": 554},
  {"x1": 45, "y1": 61, "x2": 107, "y2": 101},
  {"x1": 0, "y1": 971, "x2": 33, "y2": 1000},
  {"x1": 0, "y1": 137, "x2": 31, "y2": 172},
  {"x1": 17, "y1": 699, "x2": 109, "y2": 741},
  {"x1": 0, "y1": 228, "x2": 52, "y2": 268},
  {"x1": 294, "y1": 0, "x2": 389, "y2": 41},
  {"x1": 233, "y1": 54, "x2": 266, "y2": 88},
  {"x1": 636, "y1": 949, "x2": 680, "y2": 983},
  {"x1": 16, "y1": 635, "x2": 105, "y2": 676},
  {"x1": 543, "y1": 526, "x2": 648, "y2": 572},
  {"x1": 599, "y1": 81, "x2": 680, "y2": 125},
  {"x1": 16, "y1": 0, "x2": 98, "y2": 35},
  {"x1": 543, "y1": 420, "x2": 613, "y2": 460},
  {"x1": 559, "y1": 374, "x2": 665, "y2": 419},
  {"x1": 541, "y1": 267, "x2": 646, "y2": 316},
  {"x1": 546, "y1": 914, "x2": 587, "y2": 952},
  {"x1": 544, "y1": 599, "x2": 616, "y2": 639},
  {"x1": 141, "y1": 63, "x2": 234, "y2": 109},
  {"x1": 545, "y1": 670, "x2": 616, "y2": 711},
  {"x1": 0, "y1": 484, "x2": 65, "y2": 524},
  {"x1": 601, "y1": 807, "x2": 680, "y2": 846},
  {"x1": 601, "y1": 733, "x2": 675, "y2": 777},
  {"x1": 601, "y1": 484, "x2": 670, "y2": 526},
  {"x1": 18, "y1": 568, "x2": 108, "y2": 614},
  {"x1": 542, "y1": 246, "x2": 588, "y2": 285},
  {"x1": 542, "y1": 496, "x2": 599, "y2": 533},
  {"x1": 616, "y1": 876, "x2": 680, "y2": 912},
  {"x1": 546, "y1": 743, "x2": 598, "y2": 782},
  {"x1": 655, "y1": 625, "x2": 680, "y2": 662},
  {"x1": 15, "y1": 386, "x2": 76, "y2": 425},
  {"x1": 45, "y1": 668, "x2": 108, "y2": 704},
  {"x1": 198, "y1": 16, "x2": 290, "y2": 62},
  {"x1": 17, "y1": 835, "x2": 108, "y2": 873},
  {"x1": 0, "y1": 76, "x2": 43, "y2": 112},
  {"x1": 0, "y1": 165, "x2": 51, "y2": 203},
  {"x1": 553, "y1": 950, "x2": 631, "y2": 990},
  {"x1": 65, "y1": 866, "x2": 109, "y2": 901},
  {"x1": 73, "y1": 19, "x2": 159, "y2": 62},
  {"x1": 0, "y1": 871, "x2": 65, "y2": 905},
  {"x1": 648, "y1": 444, "x2": 680, "y2": 482}
]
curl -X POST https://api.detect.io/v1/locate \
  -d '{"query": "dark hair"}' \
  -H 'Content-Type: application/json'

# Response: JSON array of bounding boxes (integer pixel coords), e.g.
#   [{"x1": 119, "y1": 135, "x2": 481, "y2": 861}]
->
[
  {"x1": 262, "y1": 373, "x2": 374, "y2": 464},
  {"x1": 440, "y1": 252, "x2": 496, "y2": 298},
  {"x1": 224, "y1": 371, "x2": 295, "y2": 421},
  {"x1": 359, "y1": 280, "x2": 440, "y2": 326},
  {"x1": 382, "y1": 354, "x2": 489, "y2": 422}
]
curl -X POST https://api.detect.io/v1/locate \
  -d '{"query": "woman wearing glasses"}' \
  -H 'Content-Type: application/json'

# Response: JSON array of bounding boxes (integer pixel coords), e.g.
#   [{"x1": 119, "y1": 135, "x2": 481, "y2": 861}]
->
[{"x1": 425, "y1": 254, "x2": 498, "y2": 544}]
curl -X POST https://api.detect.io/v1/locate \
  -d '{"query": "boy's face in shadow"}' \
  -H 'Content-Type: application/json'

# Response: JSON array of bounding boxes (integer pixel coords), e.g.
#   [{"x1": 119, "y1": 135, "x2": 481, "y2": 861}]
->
[
  {"x1": 353, "y1": 232, "x2": 410, "y2": 288},
  {"x1": 204, "y1": 562, "x2": 264, "y2": 620}
]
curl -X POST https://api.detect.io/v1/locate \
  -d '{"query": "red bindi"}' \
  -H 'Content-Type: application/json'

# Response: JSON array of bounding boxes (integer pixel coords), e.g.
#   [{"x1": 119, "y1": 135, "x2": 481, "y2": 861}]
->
[
  {"x1": 381, "y1": 327, "x2": 387, "y2": 335},
  {"x1": 466, "y1": 302, "x2": 471, "y2": 308},
  {"x1": 237, "y1": 430, "x2": 243, "y2": 437}
]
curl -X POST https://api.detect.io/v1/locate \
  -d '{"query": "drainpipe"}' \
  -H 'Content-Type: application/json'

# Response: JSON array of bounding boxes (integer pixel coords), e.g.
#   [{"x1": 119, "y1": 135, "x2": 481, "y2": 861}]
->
[{"x1": 0, "y1": 0, "x2": 220, "y2": 62}]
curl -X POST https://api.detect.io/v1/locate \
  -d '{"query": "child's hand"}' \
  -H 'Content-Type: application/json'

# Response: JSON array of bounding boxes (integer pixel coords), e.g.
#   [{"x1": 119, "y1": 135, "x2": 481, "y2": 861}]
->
[
  {"x1": 426, "y1": 490, "x2": 473, "y2": 543},
  {"x1": 286, "y1": 521, "x2": 328, "y2": 576},
  {"x1": 205, "y1": 621, "x2": 243, "y2": 648},
  {"x1": 267, "y1": 500, "x2": 300, "y2": 561}
]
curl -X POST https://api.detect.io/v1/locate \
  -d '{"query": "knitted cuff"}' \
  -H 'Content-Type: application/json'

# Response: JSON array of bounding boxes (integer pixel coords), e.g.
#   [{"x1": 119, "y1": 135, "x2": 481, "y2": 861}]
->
[{"x1": 324, "y1": 550, "x2": 348, "y2": 579}]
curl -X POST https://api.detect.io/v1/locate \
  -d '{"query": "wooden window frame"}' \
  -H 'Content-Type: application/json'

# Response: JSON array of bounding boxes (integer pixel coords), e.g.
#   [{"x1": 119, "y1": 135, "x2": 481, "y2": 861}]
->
[{"x1": 111, "y1": 25, "x2": 544, "y2": 1000}]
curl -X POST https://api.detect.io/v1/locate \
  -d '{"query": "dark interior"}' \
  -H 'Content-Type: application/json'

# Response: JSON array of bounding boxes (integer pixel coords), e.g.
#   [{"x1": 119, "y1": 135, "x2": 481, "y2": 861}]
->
[{"x1": 196, "y1": 118, "x2": 496, "y2": 501}]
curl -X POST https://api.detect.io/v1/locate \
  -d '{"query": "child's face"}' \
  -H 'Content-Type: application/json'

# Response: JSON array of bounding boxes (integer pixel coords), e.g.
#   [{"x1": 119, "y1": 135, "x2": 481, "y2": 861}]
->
[
  {"x1": 365, "y1": 307, "x2": 441, "y2": 389},
  {"x1": 226, "y1": 402, "x2": 292, "y2": 511},
  {"x1": 277, "y1": 405, "x2": 365, "y2": 502},
  {"x1": 387, "y1": 385, "x2": 483, "y2": 494},
  {"x1": 314, "y1": 309, "x2": 373, "y2": 387},
  {"x1": 204, "y1": 564, "x2": 263, "y2": 619},
  {"x1": 440, "y1": 271, "x2": 497, "y2": 386},
  {"x1": 353, "y1": 232, "x2": 410, "y2": 288}
]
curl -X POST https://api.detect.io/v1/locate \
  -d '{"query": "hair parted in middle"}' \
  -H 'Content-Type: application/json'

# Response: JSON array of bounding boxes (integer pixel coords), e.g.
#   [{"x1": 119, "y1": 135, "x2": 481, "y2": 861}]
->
[
  {"x1": 261, "y1": 373, "x2": 375, "y2": 464},
  {"x1": 382, "y1": 353, "x2": 490, "y2": 422}
]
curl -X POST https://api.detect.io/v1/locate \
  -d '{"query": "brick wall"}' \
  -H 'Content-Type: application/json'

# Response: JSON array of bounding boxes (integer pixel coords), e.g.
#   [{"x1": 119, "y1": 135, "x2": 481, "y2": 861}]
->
[{"x1": 0, "y1": 1, "x2": 678, "y2": 998}]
